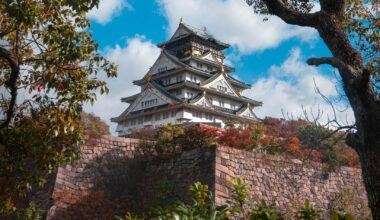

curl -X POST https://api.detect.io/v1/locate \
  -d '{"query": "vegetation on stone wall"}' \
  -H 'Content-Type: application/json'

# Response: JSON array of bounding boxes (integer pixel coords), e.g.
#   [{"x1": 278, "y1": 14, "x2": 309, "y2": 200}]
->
[
  {"x1": 116, "y1": 177, "x2": 370, "y2": 220},
  {"x1": 146, "y1": 118, "x2": 360, "y2": 168}
]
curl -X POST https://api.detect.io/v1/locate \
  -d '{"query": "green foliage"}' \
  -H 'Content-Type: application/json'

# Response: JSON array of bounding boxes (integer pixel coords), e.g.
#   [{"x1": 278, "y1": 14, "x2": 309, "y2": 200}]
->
[
  {"x1": 249, "y1": 201, "x2": 284, "y2": 220},
  {"x1": 155, "y1": 124, "x2": 185, "y2": 153},
  {"x1": 11, "y1": 202, "x2": 44, "y2": 220},
  {"x1": 330, "y1": 190, "x2": 371, "y2": 219},
  {"x1": 297, "y1": 199, "x2": 320, "y2": 220},
  {"x1": 330, "y1": 211, "x2": 356, "y2": 220},
  {"x1": 226, "y1": 177, "x2": 251, "y2": 217},
  {"x1": 81, "y1": 111, "x2": 110, "y2": 138},
  {"x1": 0, "y1": 0, "x2": 116, "y2": 216}
]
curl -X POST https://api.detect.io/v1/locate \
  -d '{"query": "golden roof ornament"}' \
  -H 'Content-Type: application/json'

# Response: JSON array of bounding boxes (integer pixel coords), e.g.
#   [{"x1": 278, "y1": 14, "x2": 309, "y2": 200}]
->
[
  {"x1": 146, "y1": 73, "x2": 152, "y2": 81},
  {"x1": 221, "y1": 60, "x2": 225, "y2": 74}
]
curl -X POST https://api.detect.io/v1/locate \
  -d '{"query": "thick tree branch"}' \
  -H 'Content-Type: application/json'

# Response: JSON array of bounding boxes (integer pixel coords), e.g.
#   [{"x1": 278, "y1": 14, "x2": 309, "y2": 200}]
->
[
  {"x1": 0, "y1": 47, "x2": 20, "y2": 128},
  {"x1": 262, "y1": 0, "x2": 319, "y2": 27},
  {"x1": 307, "y1": 57, "x2": 346, "y2": 71}
]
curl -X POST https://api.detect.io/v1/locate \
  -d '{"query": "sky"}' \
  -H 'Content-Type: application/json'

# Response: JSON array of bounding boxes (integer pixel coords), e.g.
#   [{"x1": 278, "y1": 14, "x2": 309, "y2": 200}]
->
[{"x1": 83, "y1": 0, "x2": 355, "y2": 134}]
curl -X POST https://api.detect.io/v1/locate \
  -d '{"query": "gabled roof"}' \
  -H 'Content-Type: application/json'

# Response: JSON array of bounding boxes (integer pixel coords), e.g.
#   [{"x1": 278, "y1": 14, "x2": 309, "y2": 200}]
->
[
  {"x1": 111, "y1": 80, "x2": 183, "y2": 122},
  {"x1": 226, "y1": 75, "x2": 251, "y2": 89},
  {"x1": 121, "y1": 93, "x2": 139, "y2": 103},
  {"x1": 200, "y1": 71, "x2": 240, "y2": 97},
  {"x1": 236, "y1": 104, "x2": 259, "y2": 121},
  {"x1": 133, "y1": 50, "x2": 185, "y2": 85},
  {"x1": 158, "y1": 23, "x2": 229, "y2": 49},
  {"x1": 165, "y1": 81, "x2": 263, "y2": 106},
  {"x1": 189, "y1": 91, "x2": 214, "y2": 109}
]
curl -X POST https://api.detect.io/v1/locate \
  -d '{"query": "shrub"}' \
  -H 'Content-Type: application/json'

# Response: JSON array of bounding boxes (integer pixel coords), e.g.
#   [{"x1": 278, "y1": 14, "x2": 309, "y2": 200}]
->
[
  {"x1": 155, "y1": 124, "x2": 185, "y2": 153},
  {"x1": 218, "y1": 128, "x2": 254, "y2": 149},
  {"x1": 11, "y1": 202, "x2": 44, "y2": 220},
  {"x1": 297, "y1": 199, "x2": 320, "y2": 220},
  {"x1": 183, "y1": 124, "x2": 220, "y2": 149},
  {"x1": 249, "y1": 201, "x2": 284, "y2": 220},
  {"x1": 226, "y1": 177, "x2": 251, "y2": 218}
]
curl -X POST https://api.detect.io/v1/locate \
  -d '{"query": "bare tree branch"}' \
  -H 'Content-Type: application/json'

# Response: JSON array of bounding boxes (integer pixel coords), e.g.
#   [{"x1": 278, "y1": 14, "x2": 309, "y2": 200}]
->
[{"x1": 261, "y1": 0, "x2": 319, "y2": 27}]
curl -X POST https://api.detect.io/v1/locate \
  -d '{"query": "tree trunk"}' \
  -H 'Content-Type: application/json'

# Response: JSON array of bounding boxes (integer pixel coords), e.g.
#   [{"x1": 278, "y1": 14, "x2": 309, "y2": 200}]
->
[
  {"x1": 315, "y1": 12, "x2": 380, "y2": 219},
  {"x1": 356, "y1": 144, "x2": 380, "y2": 219}
]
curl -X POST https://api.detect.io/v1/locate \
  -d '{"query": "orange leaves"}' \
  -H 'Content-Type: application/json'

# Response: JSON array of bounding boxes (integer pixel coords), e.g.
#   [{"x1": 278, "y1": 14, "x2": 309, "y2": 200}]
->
[{"x1": 218, "y1": 128, "x2": 254, "y2": 149}]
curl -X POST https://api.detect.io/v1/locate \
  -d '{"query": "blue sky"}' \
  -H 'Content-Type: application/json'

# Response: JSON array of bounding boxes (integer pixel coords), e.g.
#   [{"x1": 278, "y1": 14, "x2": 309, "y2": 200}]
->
[{"x1": 84, "y1": 0, "x2": 354, "y2": 134}]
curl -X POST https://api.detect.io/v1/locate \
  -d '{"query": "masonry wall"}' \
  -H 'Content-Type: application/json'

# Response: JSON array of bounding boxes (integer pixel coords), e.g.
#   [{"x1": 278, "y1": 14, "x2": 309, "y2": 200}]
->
[
  {"x1": 214, "y1": 146, "x2": 368, "y2": 217},
  {"x1": 47, "y1": 136, "x2": 368, "y2": 219},
  {"x1": 47, "y1": 136, "x2": 215, "y2": 220}
]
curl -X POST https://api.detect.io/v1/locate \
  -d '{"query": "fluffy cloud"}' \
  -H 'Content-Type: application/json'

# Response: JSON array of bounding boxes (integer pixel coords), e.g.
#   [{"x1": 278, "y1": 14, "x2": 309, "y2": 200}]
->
[
  {"x1": 88, "y1": 0, "x2": 132, "y2": 24},
  {"x1": 245, "y1": 48, "x2": 355, "y2": 125},
  {"x1": 157, "y1": 0, "x2": 317, "y2": 54},
  {"x1": 84, "y1": 36, "x2": 160, "y2": 134}
]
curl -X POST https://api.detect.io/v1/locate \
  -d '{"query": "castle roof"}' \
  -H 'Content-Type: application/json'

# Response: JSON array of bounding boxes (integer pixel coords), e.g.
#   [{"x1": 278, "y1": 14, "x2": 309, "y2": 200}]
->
[{"x1": 157, "y1": 23, "x2": 230, "y2": 49}]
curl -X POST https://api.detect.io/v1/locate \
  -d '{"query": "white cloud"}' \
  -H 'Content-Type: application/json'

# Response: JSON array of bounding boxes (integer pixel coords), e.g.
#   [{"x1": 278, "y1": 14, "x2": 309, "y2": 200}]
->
[
  {"x1": 84, "y1": 36, "x2": 160, "y2": 134},
  {"x1": 245, "y1": 48, "x2": 355, "y2": 125},
  {"x1": 88, "y1": 0, "x2": 132, "y2": 24},
  {"x1": 157, "y1": 0, "x2": 317, "y2": 54}
]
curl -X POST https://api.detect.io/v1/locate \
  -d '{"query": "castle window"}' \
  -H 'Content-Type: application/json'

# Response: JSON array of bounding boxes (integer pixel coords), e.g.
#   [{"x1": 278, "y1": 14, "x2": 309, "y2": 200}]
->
[
  {"x1": 176, "y1": 75, "x2": 183, "y2": 82},
  {"x1": 196, "y1": 63, "x2": 203, "y2": 69},
  {"x1": 190, "y1": 75, "x2": 197, "y2": 82},
  {"x1": 217, "y1": 85, "x2": 227, "y2": 92},
  {"x1": 158, "y1": 66, "x2": 167, "y2": 73},
  {"x1": 192, "y1": 111, "x2": 202, "y2": 118},
  {"x1": 231, "y1": 104, "x2": 236, "y2": 110},
  {"x1": 142, "y1": 98, "x2": 158, "y2": 108},
  {"x1": 155, "y1": 114, "x2": 161, "y2": 121},
  {"x1": 171, "y1": 111, "x2": 176, "y2": 117},
  {"x1": 138, "y1": 118, "x2": 143, "y2": 124},
  {"x1": 163, "y1": 78, "x2": 171, "y2": 85},
  {"x1": 163, "y1": 112, "x2": 169, "y2": 119},
  {"x1": 205, "y1": 113, "x2": 213, "y2": 120},
  {"x1": 219, "y1": 100, "x2": 225, "y2": 107}
]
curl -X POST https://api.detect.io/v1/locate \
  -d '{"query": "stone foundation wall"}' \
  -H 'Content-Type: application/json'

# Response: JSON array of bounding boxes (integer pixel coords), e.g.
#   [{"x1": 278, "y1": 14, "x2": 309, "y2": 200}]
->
[
  {"x1": 47, "y1": 136, "x2": 215, "y2": 219},
  {"x1": 47, "y1": 136, "x2": 368, "y2": 219},
  {"x1": 214, "y1": 146, "x2": 368, "y2": 217}
]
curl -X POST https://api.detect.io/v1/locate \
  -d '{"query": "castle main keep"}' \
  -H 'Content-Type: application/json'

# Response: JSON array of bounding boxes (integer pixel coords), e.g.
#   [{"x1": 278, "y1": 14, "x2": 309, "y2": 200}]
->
[{"x1": 112, "y1": 21, "x2": 262, "y2": 136}]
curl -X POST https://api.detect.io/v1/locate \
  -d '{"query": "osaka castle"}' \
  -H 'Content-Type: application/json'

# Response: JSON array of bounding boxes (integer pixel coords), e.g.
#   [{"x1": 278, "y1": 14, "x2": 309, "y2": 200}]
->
[{"x1": 112, "y1": 21, "x2": 262, "y2": 136}]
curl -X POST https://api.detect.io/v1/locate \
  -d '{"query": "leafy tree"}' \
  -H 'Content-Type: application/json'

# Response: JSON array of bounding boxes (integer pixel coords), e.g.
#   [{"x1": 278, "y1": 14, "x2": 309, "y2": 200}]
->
[
  {"x1": 81, "y1": 111, "x2": 110, "y2": 138},
  {"x1": 0, "y1": 0, "x2": 116, "y2": 216},
  {"x1": 245, "y1": 0, "x2": 380, "y2": 216}
]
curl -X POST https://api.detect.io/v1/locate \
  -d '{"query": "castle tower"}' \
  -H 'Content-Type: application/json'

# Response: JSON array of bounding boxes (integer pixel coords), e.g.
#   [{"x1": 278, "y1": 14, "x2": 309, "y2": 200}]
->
[{"x1": 111, "y1": 21, "x2": 262, "y2": 136}]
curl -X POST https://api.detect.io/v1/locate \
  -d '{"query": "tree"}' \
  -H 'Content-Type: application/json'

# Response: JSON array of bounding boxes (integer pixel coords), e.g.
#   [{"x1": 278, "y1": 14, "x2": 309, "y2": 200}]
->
[
  {"x1": 245, "y1": 0, "x2": 379, "y2": 217},
  {"x1": 0, "y1": 0, "x2": 116, "y2": 216},
  {"x1": 81, "y1": 112, "x2": 111, "y2": 138}
]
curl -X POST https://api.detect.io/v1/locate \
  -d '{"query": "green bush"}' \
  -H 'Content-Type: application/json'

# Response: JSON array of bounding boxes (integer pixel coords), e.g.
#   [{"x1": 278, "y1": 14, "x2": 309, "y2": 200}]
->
[
  {"x1": 11, "y1": 202, "x2": 44, "y2": 220},
  {"x1": 297, "y1": 199, "x2": 320, "y2": 220},
  {"x1": 249, "y1": 201, "x2": 284, "y2": 220}
]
